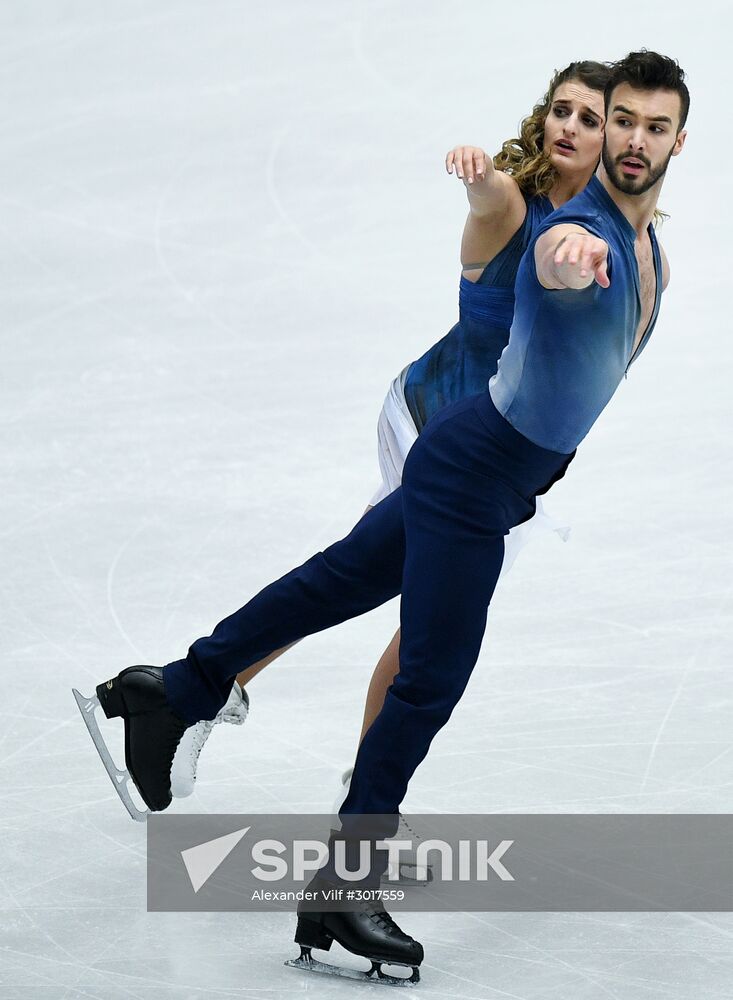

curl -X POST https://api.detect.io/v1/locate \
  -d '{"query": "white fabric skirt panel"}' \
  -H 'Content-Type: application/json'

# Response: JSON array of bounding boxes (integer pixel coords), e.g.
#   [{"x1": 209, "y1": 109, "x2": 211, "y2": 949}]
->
[{"x1": 368, "y1": 368, "x2": 570, "y2": 578}]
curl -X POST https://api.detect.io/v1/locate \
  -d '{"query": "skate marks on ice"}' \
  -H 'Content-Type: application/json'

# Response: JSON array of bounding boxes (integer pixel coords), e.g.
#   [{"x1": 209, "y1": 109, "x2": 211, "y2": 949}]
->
[{"x1": 71, "y1": 687, "x2": 149, "y2": 823}]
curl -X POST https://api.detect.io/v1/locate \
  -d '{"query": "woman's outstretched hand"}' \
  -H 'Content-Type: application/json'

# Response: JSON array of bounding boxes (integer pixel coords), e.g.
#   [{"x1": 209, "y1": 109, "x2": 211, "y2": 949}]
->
[{"x1": 445, "y1": 146, "x2": 492, "y2": 185}]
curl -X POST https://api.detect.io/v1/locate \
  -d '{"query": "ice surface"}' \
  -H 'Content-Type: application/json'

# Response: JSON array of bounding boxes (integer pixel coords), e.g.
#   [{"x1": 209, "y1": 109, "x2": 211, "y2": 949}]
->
[{"x1": 2, "y1": 1, "x2": 732, "y2": 997}]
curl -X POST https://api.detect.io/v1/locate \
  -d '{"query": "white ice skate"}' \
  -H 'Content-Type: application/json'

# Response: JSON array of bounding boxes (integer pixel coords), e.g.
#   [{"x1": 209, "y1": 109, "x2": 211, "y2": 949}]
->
[
  {"x1": 170, "y1": 682, "x2": 249, "y2": 798},
  {"x1": 331, "y1": 768, "x2": 433, "y2": 886},
  {"x1": 390, "y1": 813, "x2": 432, "y2": 885}
]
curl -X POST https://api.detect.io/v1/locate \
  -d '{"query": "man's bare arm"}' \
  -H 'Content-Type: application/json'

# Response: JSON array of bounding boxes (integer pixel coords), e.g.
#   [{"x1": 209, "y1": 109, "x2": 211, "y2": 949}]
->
[{"x1": 535, "y1": 224, "x2": 611, "y2": 290}]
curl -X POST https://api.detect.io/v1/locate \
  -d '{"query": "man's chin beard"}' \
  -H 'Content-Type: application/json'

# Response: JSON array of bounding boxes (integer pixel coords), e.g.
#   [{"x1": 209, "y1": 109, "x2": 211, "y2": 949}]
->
[
  {"x1": 611, "y1": 167, "x2": 653, "y2": 194},
  {"x1": 602, "y1": 146, "x2": 671, "y2": 196}
]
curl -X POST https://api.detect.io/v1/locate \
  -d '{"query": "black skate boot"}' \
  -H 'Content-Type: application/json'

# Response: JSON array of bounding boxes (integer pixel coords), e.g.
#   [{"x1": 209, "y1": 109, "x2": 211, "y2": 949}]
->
[
  {"x1": 286, "y1": 883, "x2": 423, "y2": 985},
  {"x1": 73, "y1": 665, "x2": 188, "y2": 821}
]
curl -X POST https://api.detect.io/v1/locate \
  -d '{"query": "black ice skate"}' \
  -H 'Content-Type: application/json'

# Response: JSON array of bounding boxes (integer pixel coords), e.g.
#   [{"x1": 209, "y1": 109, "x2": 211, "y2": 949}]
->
[
  {"x1": 285, "y1": 895, "x2": 423, "y2": 986},
  {"x1": 333, "y1": 769, "x2": 433, "y2": 887},
  {"x1": 72, "y1": 665, "x2": 188, "y2": 822}
]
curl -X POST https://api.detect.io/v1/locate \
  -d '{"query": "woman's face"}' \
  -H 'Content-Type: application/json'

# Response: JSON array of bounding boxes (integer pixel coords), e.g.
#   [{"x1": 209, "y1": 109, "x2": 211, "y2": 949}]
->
[{"x1": 543, "y1": 79, "x2": 605, "y2": 178}]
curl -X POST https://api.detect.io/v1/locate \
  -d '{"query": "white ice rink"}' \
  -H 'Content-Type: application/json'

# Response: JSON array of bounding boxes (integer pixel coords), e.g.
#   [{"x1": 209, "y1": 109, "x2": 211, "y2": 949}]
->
[{"x1": 2, "y1": 2, "x2": 732, "y2": 997}]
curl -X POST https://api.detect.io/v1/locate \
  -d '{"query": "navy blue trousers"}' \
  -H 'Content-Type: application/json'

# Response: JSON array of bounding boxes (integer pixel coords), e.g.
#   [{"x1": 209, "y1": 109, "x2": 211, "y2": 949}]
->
[{"x1": 164, "y1": 391, "x2": 573, "y2": 819}]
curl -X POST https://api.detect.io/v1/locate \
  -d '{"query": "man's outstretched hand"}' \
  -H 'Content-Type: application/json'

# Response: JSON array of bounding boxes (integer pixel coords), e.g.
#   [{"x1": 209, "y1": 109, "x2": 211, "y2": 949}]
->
[{"x1": 553, "y1": 233, "x2": 610, "y2": 290}]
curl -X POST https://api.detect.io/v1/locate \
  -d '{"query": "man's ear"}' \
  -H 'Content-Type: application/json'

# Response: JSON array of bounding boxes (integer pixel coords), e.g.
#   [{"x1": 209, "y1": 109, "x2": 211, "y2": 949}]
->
[{"x1": 671, "y1": 129, "x2": 687, "y2": 157}]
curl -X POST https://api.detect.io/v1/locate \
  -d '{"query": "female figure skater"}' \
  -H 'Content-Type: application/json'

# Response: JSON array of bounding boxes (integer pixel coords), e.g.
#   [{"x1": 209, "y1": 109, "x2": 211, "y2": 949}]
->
[{"x1": 169, "y1": 59, "x2": 610, "y2": 804}]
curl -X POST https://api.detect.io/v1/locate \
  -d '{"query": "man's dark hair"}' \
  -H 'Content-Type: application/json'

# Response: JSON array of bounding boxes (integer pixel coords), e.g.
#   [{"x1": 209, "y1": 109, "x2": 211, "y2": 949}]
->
[{"x1": 604, "y1": 50, "x2": 690, "y2": 131}]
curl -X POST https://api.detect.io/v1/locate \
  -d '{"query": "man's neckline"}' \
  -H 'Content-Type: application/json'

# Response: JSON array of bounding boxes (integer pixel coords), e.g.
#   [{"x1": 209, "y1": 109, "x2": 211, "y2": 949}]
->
[{"x1": 588, "y1": 175, "x2": 655, "y2": 243}]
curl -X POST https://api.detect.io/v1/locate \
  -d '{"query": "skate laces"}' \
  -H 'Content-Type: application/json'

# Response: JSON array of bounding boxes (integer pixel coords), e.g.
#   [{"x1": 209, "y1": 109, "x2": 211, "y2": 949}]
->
[
  {"x1": 368, "y1": 909, "x2": 402, "y2": 933},
  {"x1": 188, "y1": 719, "x2": 215, "y2": 764}
]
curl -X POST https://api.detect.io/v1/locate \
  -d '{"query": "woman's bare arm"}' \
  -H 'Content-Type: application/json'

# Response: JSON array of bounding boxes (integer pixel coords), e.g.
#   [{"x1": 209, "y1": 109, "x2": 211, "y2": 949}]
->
[{"x1": 446, "y1": 145, "x2": 527, "y2": 274}]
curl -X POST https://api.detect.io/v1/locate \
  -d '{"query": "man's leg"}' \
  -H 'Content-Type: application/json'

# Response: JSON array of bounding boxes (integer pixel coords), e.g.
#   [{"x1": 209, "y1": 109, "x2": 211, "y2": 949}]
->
[
  {"x1": 340, "y1": 475, "x2": 507, "y2": 817},
  {"x1": 339, "y1": 391, "x2": 567, "y2": 821},
  {"x1": 232, "y1": 506, "x2": 379, "y2": 693},
  {"x1": 84, "y1": 484, "x2": 412, "y2": 816},
  {"x1": 163, "y1": 487, "x2": 407, "y2": 723},
  {"x1": 86, "y1": 392, "x2": 568, "y2": 819}
]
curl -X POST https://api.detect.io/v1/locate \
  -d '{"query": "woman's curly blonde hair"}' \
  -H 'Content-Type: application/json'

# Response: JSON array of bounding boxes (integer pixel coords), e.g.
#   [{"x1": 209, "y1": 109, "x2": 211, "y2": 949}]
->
[{"x1": 494, "y1": 61, "x2": 611, "y2": 198}]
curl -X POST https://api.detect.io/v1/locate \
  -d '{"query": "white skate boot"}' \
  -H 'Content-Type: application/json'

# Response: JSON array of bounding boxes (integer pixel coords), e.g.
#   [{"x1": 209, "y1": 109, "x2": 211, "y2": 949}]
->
[
  {"x1": 331, "y1": 767, "x2": 433, "y2": 886},
  {"x1": 170, "y1": 682, "x2": 249, "y2": 798}
]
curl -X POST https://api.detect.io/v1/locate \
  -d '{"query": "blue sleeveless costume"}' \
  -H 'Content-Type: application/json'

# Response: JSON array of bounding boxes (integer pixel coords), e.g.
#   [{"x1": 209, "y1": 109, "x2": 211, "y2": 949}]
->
[
  {"x1": 403, "y1": 193, "x2": 553, "y2": 431},
  {"x1": 490, "y1": 174, "x2": 662, "y2": 452},
  {"x1": 164, "y1": 177, "x2": 665, "y2": 867}
]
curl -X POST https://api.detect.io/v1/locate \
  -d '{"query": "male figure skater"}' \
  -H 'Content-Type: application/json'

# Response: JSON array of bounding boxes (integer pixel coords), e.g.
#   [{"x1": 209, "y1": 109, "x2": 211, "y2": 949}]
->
[{"x1": 75, "y1": 51, "x2": 688, "y2": 983}]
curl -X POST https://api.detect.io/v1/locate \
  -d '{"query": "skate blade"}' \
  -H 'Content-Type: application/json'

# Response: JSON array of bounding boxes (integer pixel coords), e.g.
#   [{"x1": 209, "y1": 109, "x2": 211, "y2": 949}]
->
[
  {"x1": 285, "y1": 951, "x2": 419, "y2": 986},
  {"x1": 72, "y1": 688, "x2": 150, "y2": 823}
]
